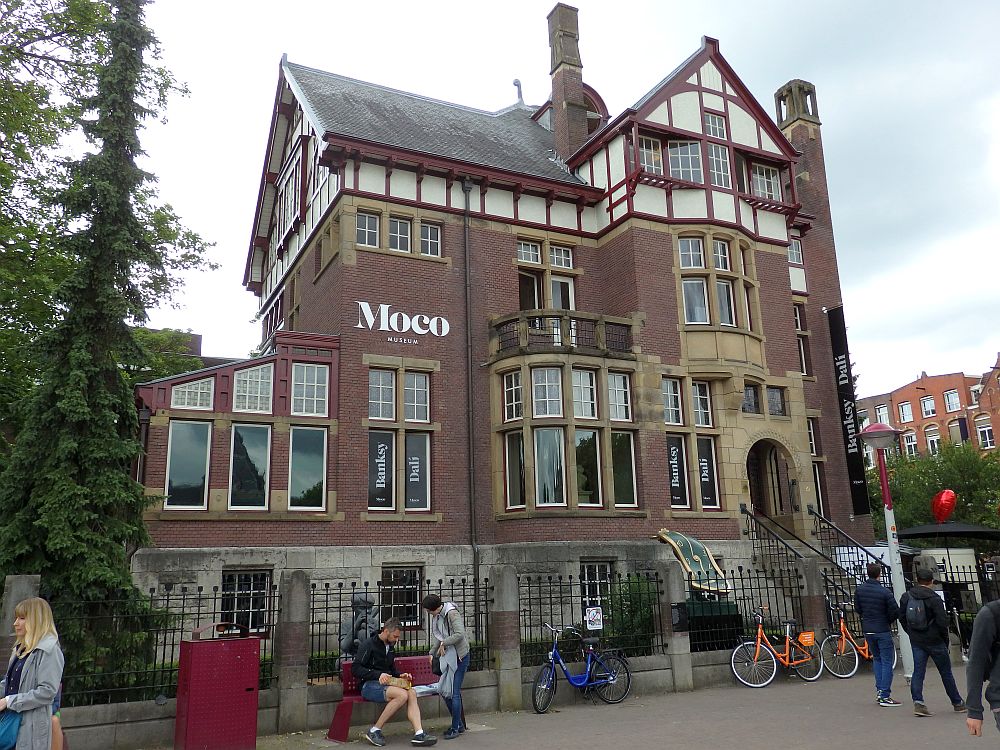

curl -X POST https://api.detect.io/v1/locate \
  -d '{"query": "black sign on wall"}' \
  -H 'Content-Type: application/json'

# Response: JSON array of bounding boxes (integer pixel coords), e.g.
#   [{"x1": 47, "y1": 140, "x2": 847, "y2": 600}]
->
[
  {"x1": 666, "y1": 435, "x2": 689, "y2": 508},
  {"x1": 827, "y1": 304, "x2": 870, "y2": 516},
  {"x1": 697, "y1": 437, "x2": 719, "y2": 508},
  {"x1": 368, "y1": 431, "x2": 394, "y2": 510},
  {"x1": 404, "y1": 433, "x2": 429, "y2": 510}
]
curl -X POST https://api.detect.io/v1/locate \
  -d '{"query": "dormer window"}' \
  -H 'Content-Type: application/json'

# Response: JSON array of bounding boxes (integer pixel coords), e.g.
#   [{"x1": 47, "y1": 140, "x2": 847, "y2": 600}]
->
[
  {"x1": 639, "y1": 137, "x2": 663, "y2": 175},
  {"x1": 668, "y1": 141, "x2": 703, "y2": 183},
  {"x1": 751, "y1": 164, "x2": 782, "y2": 201}
]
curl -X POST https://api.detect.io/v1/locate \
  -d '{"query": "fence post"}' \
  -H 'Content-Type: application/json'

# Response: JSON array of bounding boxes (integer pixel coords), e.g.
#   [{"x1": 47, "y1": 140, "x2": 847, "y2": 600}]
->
[
  {"x1": 488, "y1": 565, "x2": 522, "y2": 711},
  {"x1": 275, "y1": 570, "x2": 310, "y2": 733},
  {"x1": 656, "y1": 560, "x2": 693, "y2": 692},
  {"x1": 1, "y1": 575, "x2": 40, "y2": 656},
  {"x1": 799, "y1": 557, "x2": 828, "y2": 635}
]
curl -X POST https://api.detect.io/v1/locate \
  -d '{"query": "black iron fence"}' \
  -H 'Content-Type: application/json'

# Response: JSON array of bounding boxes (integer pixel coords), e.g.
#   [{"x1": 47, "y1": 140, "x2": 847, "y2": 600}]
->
[
  {"x1": 517, "y1": 572, "x2": 666, "y2": 666},
  {"x1": 930, "y1": 563, "x2": 1000, "y2": 649},
  {"x1": 50, "y1": 584, "x2": 280, "y2": 707},
  {"x1": 309, "y1": 578, "x2": 492, "y2": 681},
  {"x1": 685, "y1": 567, "x2": 804, "y2": 652}
]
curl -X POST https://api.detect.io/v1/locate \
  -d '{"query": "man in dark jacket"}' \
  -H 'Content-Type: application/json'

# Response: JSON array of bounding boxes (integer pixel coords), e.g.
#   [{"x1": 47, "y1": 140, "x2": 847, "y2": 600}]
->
[
  {"x1": 854, "y1": 562, "x2": 900, "y2": 705},
  {"x1": 965, "y1": 601, "x2": 1000, "y2": 735},
  {"x1": 899, "y1": 568, "x2": 965, "y2": 717},
  {"x1": 351, "y1": 617, "x2": 437, "y2": 747}
]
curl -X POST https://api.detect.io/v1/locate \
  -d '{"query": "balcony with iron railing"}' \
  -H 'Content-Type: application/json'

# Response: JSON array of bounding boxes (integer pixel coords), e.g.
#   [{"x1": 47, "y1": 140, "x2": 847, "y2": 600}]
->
[{"x1": 490, "y1": 309, "x2": 637, "y2": 362}]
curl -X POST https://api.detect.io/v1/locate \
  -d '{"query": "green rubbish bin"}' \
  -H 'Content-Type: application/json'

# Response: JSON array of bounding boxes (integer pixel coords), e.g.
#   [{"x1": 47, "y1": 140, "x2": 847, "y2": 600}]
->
[{"x1": 686, "y1": 598, "x2": 744, "y2": 652}]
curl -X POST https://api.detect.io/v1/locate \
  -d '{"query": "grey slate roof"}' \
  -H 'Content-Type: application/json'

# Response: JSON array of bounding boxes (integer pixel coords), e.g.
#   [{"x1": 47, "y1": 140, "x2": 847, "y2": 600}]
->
[{"x1": 284, "y1": 61, "x2": 585, "y2": 186}]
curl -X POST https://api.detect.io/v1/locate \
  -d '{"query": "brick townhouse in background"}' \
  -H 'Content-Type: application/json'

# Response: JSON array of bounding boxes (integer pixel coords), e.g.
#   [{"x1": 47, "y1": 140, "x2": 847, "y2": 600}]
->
[
  {"x1": 133, "y1": 4, "x2": 873, "y2": 598},
  {"x1": 857, "y1": 358, "x2": 1000, "y2": 463}
]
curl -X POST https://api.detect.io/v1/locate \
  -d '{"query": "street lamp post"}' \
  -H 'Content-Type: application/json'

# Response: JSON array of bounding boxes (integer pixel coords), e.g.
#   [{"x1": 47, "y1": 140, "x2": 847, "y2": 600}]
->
[{"x1": 860, "y1": 422, "x2": 914, "y2": 679}]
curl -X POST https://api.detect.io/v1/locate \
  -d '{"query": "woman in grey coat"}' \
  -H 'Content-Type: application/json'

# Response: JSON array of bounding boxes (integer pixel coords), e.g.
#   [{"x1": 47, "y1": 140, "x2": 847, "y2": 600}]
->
[
  {"x1": 421, "y1": 594, "x2": 469, "y2": 740},
  {"x1": 0, "y1": 598, "x2": 65, "y2": 750}
]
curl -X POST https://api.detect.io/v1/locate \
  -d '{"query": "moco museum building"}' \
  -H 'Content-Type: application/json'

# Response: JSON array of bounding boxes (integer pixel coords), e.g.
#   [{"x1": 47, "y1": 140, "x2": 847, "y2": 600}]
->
[{"x1": 133, "y1": 4, "x2": 870, "y2": 591}]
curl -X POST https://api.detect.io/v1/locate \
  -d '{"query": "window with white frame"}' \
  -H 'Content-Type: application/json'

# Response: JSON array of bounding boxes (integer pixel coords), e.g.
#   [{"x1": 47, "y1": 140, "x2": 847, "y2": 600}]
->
[
  {"x1": 925, "y1": 425, "x2": 941, "y2": 455},
  {"x1": 713, "y1": 239, "x2": 730, "y2": 270},
  {"x1": 692, "y1": 381, "x2": 712, "y2": 427},
  {"x1": 229, "y1": 423, "x2": 270, "y2": 509},
  {"x1": 751, "y1": 164, "x2": 781, "y2": 201},
  {"x1": 404, "y1": 372, "x2": 429, "y2": 422},
  {"x1": 369, "y1": 369, "x2": 395, "y2": 420},
  {"x1": 517, "y1": 240, "x2": 541, "y2": 263},
  {"x1": 580, "y1": 561, "x2": 613, "y2": 608},
  {"x1": 503, "y1": 370, "x2": 523, "y2": 422},
  {"x1": 898, "y1": 402, "x2": 913, "y2": 423},
  {"x1": 532, "y1": 367, "x2": 563, "y2": 417},
  {"x1": 797, "y1": 337, "x2": 809, "y2": 375},
  {"x1": 638, "y1": 136, "x2": 663, "y2": 175},
  {"x1": 608, "y1": 373, "x2": 631, "y2": 421},
  {"x1": 787, "y1": 238, "x2": 803, "y2": 264},
  {"x1": 171, "y1": 377, "x2": 213, "y2": 410},
  {"x1": 165, "y1": 420, "x2": 212, "y2": 508},
  {"x1": 716, "y1": 279, "x2": 736, "y2": 326},
  {"x1": 976, "y1": 415, "x2": 995, "y2": 449},
  {"x1": 944, "y1": 389, "x2": 960, "y2": 412},
  {"x1": 903, "y1": 431, "x2": 918, "y2": 457},
  {"x1": 682, "y1": 278, "x2": 709, "y2": 324},
  {"x1": 662, "y1": 378, "x2": 683, "y2": 424},
  {"x1": 793, "y1": 304, "x2": 805, "y2": 331},
  {"x1": 704, "y1": 112, "x2": 727, "y2": 139},
  {"x1": 419, "y1": 223, "x2": 441, "y2": 256},
  {"x1": 234, "y1": 363, "x2": 273, "y2": 414},
  {"x1": 875, "y1": 404, "x2": 889, "y2": 425},
  {"x1": 356, "y1": 212, "x2": 379, "y2": 247},
  {"x1": 534, "y1": 427, "x2": 566, "y2": 505},
  {"x1": 288, "y1": 426, "x2": 326, "y2": 510},
  {"x1": 707, "y1": 143, "x2": 731, "y2": 188},
  {"x1": 549, "y1": 245, "x2": 573, "y2": 269},
  {"x1": 284, "y1": 365, "x2": 322, "y2": 418},
  {"x1": 679, "y1": 237, "x2": 705, "y2": 268},
  {"x1": 572, "y1": 369, "x2": 598, "y2": 419},
  {"x1": 389, "y1": 217, "x2": 411, "y2": 252},
  {"x1": 807, "y1": 418, "x2": 818, "y2": 456},
  {"x1": 920, "y1": 395, "x2": 936, "y2": 418},
  {"x1": 668, "y1": 141, "x2": 703, "y2": 183}
]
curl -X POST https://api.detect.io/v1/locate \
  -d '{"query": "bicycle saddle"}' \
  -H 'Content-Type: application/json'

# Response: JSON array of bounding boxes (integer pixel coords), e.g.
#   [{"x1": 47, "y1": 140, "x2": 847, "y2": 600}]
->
[
  {"x1": 783, "y1": 619, "x2": 798, "y2": 626},
  {"x1": 581, "y1": 637, "x2": 600, "y2": 647}
]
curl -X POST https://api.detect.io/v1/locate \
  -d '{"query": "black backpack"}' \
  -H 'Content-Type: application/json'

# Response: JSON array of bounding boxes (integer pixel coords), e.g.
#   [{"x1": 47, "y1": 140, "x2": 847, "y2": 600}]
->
[{"x1": 905, "y1": 595, "x2": 930, "y2": 631}]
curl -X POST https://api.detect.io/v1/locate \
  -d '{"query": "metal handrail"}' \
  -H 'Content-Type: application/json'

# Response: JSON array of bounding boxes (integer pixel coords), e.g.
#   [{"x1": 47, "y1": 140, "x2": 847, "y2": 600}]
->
[
  {"x1": 740, "y1": 504, "x2": 804, "y2": 561},
  {"x1": 807, "y1": 505, "x2": 891, "y2": 575}
]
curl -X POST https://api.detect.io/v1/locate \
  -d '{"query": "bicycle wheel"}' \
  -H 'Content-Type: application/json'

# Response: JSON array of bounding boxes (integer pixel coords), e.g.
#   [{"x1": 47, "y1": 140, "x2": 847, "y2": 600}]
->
[
  {"x1": 590, "y1": 653, "x2": 632, "y2": 704},
  {"x1": 820, "y1": 634, "x2": 859, "y2": 678},
  {"x1": 892, "y1": 644, "x2": 899, "y2": 671},
  {"x1": 731, "y1": 640, "x2": 777, "y2": 688},
  {"x1": 531, "y1": 663, "x2": 557, "y2": 713},
  {"x1": 792, "y1": 641, "x2": 823, "y2": 682}
]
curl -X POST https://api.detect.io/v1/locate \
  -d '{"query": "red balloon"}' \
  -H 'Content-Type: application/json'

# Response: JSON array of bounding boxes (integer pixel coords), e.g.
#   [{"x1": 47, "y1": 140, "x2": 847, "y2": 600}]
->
[{"x1": 931, "y1": 489, "x2": 956, "y2": 524}]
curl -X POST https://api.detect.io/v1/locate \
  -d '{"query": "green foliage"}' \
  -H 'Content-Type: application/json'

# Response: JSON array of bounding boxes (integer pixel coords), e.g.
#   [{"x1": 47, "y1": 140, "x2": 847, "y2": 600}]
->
[
  {"x1": 867, "y1": 442, "x2": 1000, "y2": 548},
  {"x1": 124, "y1": 327, "x2": 204, "y2": 388},
  {"x1": 603, "y1": 575, "x2": 658, "y2": 655}
]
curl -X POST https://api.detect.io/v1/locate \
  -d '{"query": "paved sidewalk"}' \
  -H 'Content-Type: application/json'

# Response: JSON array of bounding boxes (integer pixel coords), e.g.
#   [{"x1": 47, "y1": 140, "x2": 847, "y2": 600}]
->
[{"x1": 153, "y1": 665, "x2": 984, "y2": 749}]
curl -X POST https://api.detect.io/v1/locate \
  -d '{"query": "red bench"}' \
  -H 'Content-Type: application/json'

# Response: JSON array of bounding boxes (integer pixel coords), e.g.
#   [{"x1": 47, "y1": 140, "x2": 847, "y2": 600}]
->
[{"x1": 326, "y1": 655, "x2": 438, "y2": 743}]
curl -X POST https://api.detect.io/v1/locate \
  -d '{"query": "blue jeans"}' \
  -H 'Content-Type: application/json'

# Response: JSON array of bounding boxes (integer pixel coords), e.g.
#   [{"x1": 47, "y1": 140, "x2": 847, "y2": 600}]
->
[
  {"x1": 443, "y1": 653, "x2": 470, "y2": 731},
  {"x1": 865, "y1": 632, "x2": 895, "y2": 698},
  {"x1": 910, "y1": 641, "x2": 963, "y2": 705}
]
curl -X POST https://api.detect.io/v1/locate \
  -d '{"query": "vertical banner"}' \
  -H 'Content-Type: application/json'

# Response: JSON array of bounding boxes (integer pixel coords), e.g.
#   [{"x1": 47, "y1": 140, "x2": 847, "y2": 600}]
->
[
  {"x1": 827, "y1": 305, "x2": 870, "y2": 516},
  {"x1": 696, "y1": 437, "x2": 719, "y2": 508},
  {"x1": 368, "y1": 431, "x2": 394, "y2": 510},
  {"x1": 404, "y1": 433, "x2": 430, "y2": 510},
  {"x1": 666, "y1": 435, "x2": 689, "y2": 507}
]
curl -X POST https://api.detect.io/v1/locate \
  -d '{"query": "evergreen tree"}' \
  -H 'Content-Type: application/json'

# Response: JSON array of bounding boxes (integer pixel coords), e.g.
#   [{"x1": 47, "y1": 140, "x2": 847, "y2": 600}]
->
[{"x1": 0, "y1": 0, "x2": 197, "y2": 598}]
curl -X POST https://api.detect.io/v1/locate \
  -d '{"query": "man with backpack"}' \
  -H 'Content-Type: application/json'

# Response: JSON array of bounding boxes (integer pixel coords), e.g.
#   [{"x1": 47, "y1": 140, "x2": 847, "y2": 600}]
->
[
  {"x1": 854, "y1": 562, "x2": 901, "y2": 706},
  {"x1": 965, "y1": 599, "x2": 1000, "y2": 735},
  {"x1": 899, "y1": 567, "x2": 966, "y2": 717}
]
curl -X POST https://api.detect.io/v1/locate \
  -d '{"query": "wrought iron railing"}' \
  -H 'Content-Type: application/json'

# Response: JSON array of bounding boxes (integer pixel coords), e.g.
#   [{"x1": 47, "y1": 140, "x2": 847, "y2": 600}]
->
[
  {"x1": 491, "y1": 310, "x2": 634, "y2": 359},
  {"x1": 808, "y1": 505, "x2": 890, "y2": 585}
]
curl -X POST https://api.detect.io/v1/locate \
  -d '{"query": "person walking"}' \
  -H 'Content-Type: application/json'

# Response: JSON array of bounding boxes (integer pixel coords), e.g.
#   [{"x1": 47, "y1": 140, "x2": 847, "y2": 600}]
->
[
  {"x1": 854, "y1": 562, "x2": 900, "y2": 706},
  {"x1": 899, "y1": 568, "x2": 966, "y2": 717},
  {"x1": 0, "y1": 597, "x2": 65, "y2": 750},
  {"x1": 421, "y1": 595, "x2": 469, "y2": 740},
  {"x1": 964, "y1": 600, "x2": 1000, "y2": 736}
]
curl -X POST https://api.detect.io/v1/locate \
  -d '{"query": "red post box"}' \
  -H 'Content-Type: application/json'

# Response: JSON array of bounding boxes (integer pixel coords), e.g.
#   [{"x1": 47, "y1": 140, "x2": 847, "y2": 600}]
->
[{"x1": 175, "y1": 622, "x2": 260, "y2": 750}]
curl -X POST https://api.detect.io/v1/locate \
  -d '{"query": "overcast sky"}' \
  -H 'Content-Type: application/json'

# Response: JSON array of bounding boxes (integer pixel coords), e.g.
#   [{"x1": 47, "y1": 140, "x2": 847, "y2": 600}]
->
[{"x1": 141, "y1": 0, "x2": 1000, "y2": 397}]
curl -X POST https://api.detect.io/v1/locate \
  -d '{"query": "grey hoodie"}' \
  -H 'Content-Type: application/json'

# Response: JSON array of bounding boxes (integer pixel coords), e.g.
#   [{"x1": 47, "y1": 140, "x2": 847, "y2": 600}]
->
[{"x1": 1, "y1": 633, "x2": 65, "y2": 750}]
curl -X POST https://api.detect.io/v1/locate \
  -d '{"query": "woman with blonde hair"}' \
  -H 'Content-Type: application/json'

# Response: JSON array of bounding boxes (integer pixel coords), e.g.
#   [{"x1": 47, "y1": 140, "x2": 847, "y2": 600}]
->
[{"x1": 0, "y1": 598, "x2": 65, "y2": 750}]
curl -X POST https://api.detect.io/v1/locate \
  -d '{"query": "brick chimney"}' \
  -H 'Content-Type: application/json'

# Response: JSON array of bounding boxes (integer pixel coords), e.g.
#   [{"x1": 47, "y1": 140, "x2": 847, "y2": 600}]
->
[{"x1": 548, "y1": 4, "x2": 588, "y2": 160}]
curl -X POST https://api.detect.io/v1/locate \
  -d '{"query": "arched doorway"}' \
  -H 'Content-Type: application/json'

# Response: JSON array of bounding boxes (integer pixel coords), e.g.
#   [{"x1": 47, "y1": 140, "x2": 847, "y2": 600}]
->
[{"x1": 746, "y1": 440, "x2": 796, "y2": 523}]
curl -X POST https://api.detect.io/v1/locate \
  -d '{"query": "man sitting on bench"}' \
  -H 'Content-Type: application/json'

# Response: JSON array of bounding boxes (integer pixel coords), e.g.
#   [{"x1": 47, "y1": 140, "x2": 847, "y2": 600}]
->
[{"x1": 352, "y1": 617, "x2": 438, "y2": 747}]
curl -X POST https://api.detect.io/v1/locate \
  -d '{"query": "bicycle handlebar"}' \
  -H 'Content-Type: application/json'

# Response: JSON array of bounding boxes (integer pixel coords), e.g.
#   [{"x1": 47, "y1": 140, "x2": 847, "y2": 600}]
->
[{"x1": 542, "y1": 623, "x2": 584, "y2": 639}]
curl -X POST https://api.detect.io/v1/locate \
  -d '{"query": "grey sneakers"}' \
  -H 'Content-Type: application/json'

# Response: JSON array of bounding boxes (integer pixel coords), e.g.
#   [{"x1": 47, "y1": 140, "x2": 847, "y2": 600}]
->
[
  {"x1": 412, "y1": 732, "x2": 438, "y2": 746},
  {"x1": 366, "y1": 728, "x2": 387, "y2": 747},
  {"x1": 913, "y1": 702, "x2": 933, "y2": 717}
]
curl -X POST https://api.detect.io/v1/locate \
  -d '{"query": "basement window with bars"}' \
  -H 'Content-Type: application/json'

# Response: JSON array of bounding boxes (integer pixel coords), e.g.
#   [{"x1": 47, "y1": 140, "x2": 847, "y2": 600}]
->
[
  {"x1": 221, "y1": 570, "x2": 272, "y2": 632},
  {"x1": 380, "y1": 567, "x2": 423, "y2": 627},
  {"x1": 580, "y1": 560, "x2": 614, "y2": 609}
]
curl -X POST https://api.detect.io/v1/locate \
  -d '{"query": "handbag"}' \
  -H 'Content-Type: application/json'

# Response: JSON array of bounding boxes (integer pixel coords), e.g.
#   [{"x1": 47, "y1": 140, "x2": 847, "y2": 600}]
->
[
  {"x1": 431, "y1": 655, "x2": 442, "y2": 676},
  {"x1": 0, "y1": 708, "x2": 22, "y2": 750}
]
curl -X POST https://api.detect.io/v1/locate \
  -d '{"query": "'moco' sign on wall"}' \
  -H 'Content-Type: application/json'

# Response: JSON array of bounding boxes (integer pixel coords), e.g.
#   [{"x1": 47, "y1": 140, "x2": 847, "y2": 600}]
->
[{"x1": 355, "y1": 301, "x2": 450, "y2": 339}]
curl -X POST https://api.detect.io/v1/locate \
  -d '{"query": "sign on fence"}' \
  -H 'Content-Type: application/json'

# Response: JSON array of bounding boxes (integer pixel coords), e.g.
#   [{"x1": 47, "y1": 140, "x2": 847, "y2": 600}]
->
[{"x1": 585, "y1": 606, "x2": 603, "y2": 631}]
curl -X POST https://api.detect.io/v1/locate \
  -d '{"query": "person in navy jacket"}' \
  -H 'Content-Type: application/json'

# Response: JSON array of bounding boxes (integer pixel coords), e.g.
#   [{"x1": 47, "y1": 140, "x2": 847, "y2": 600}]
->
[{"x1": 854, "y1": 562, "x2": 901, "y2": 706}]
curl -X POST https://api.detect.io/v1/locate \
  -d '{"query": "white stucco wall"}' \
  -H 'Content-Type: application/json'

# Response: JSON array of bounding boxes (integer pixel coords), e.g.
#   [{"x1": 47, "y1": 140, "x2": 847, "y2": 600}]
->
[
  {"x1": 789, "y1": 266, "x2": 808, "y2": 293},
  {"x1": 422, "y1": 175, "x2": 447, "y2": 206},
  {"x1": 757, "y1": 210, "x2": 788, "y2": 241},
  {"x1": 712, "y1": 191, "x2": 737, "y2": 223},
  {"x1": 702, "y1": 92, "x2": 724, "y2": 111},
  {"x1": 729, "y1": 103, "x2": 759, "y2": 149},
  {"x1": 700, "y1": 61, "x2": 723, "y2": 92},
  {"x1": 634, "y1": 184, "x2": 668, "y2": 216},
  {"x1": 358, "y1": 162, "x2": 384, "y2": 194},
  {"x1": 672, "y1": 188, "x2": 707, "y2": 219},
  {"x1": 670, "y1": 91, "x2": 702, "y2": 133},
  {"x1": 389, "y1": 170, "x2": 417, "y2": 201},
  {"x1": 738, "y1": 198, "x2": 754, "y2": 230},
  {"x1": 485, "y1": 188, "x2": 514, "y2": 218},
  {"x1": 519, "y1": 194, "x2": 546, "y2": 224},
  {"x1": 550, "y1": 200, "x2": 577, "y2": 229}
]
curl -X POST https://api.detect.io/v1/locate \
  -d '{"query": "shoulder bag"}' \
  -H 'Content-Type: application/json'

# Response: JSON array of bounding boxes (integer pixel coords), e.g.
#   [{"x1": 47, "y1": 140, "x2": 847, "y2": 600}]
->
[{"x1": 0, "y1": 709, "x2": 22, "y2": 750}]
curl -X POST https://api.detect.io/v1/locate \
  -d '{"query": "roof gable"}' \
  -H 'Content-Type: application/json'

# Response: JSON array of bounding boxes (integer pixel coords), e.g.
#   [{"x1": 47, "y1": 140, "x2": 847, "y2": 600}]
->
[{"x1": 632, "y1": 37, "x2": 797, "y2": 161}]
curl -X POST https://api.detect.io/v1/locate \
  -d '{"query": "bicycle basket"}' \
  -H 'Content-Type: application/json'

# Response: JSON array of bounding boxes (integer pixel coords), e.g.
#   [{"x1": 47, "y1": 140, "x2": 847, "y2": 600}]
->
[{"x1": 797, "y1": 631, "x2": 815, "y2": 647}]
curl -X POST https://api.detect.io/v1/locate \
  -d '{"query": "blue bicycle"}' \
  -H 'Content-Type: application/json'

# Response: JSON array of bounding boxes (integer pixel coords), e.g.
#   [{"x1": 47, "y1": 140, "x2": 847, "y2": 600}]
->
[{"x1": 531, "y1": 622, "x2": 632, "y2": 713}]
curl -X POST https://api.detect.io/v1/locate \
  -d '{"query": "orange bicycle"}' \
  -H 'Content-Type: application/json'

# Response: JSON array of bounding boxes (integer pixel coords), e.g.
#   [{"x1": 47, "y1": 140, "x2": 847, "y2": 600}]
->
[
  {"x1": 730, "y1": 605, "x2": 823, "y2": 687},
  {"x1": 820, "y1": 605, "x2": 898, "y2": 678}
]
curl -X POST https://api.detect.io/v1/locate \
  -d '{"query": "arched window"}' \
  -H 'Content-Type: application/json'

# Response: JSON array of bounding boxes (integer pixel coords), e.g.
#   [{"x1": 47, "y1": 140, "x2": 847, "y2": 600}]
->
[
  {"x1": 924, "y1": 425, "x2": 940, "y2": 456},
  {"x1": 975, "y1": 415, "x2": 995, "y2": 449},
  {"x1": 902, "y1": 431, "x2": 918, "y2": 457}
]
